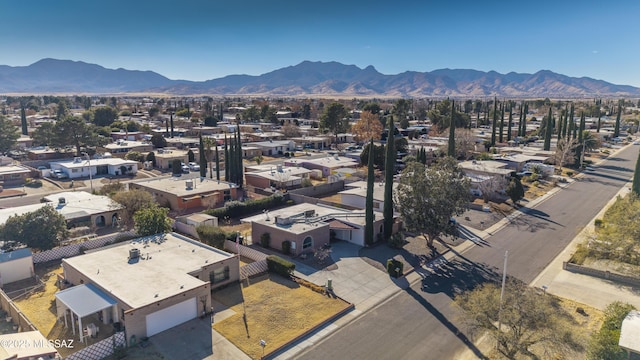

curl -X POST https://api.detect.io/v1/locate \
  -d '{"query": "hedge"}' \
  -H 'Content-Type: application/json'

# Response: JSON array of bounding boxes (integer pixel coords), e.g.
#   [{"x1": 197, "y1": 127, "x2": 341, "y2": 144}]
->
[
  {"x1": 204, "y1": 193, "x2": 290, "y2": 219},
  {"x1": 267, "y1": 255, "x2": 295, "y2": 277},
  {"x1": 196, "y1": 225, "x2": 228, "y2": 250}
]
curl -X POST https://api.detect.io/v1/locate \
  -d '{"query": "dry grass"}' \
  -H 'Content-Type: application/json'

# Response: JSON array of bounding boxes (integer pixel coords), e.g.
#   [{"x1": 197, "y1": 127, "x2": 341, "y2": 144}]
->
[
  {"x1": 213, "y1": 275, "x2": 350, "y2": 359},
  {"x1": 14, "y1": 266, "x2": 62, "y2": 336},
  {"x1": 319, "y1": 193, "x2": 342, "y2": 203},
  {"x1": 524, "y1": 180, "x2": 555, "y2": 200},
  {"x1": 219, "y1": 222, "x2": 251, "y2": 235}
]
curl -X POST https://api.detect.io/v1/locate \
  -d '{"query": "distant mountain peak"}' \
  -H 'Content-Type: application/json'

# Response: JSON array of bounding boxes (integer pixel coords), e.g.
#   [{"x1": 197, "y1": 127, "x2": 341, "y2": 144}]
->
[{"x1": 0, "y1": 59, "x2": 637, "y2": 97}]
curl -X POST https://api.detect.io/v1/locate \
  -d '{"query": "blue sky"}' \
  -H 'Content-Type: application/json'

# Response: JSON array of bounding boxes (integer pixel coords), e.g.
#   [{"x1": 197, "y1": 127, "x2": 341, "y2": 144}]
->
[{"x1": 2, "y1": 0, "x2": 639, "y2": 87}]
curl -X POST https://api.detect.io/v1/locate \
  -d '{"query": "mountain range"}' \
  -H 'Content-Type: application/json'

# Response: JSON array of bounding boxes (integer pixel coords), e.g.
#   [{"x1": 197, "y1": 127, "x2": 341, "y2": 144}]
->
[{"x1": 1, "y1": 58, "x2": 638, "y2": 97}]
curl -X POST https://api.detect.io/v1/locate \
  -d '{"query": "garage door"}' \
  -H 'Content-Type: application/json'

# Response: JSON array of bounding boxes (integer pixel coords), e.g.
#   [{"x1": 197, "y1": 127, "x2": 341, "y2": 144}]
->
[{"x1": 146, "y1": 297, "x2": 197, "y2": 337}]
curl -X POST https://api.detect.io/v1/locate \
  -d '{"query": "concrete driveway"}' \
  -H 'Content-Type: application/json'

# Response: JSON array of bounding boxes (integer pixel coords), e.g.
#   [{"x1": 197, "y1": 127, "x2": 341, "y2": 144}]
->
[{"x1": 293, "y1": 241, "x2": 405, "y2": 312}]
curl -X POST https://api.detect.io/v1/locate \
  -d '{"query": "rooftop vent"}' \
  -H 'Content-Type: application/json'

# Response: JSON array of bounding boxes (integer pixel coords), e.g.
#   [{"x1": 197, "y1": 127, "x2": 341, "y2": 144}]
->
[
  {"x1": 58, "y1": 197, "x2": 66, "y2": 205},
  {"x1": 129, "y1": 248, "x2": 140, "y2": 260},
  {"x1": 185, "y1": 180, "x2": 193, "y2": 190}
]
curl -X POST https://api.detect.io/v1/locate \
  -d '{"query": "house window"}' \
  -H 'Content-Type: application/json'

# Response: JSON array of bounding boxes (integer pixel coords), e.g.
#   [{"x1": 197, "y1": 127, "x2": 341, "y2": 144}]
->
[
  {"x1": 303, "y1": 236, "x2": 313, "y2": 249},
  {"x1": 209, "y1": 266, "x2": 230, "y2": 284},
  {"x1": 11, "y1": 174, "x2": 22, "y2": 179},
  {"x1": 72, "y1": 169, "x2": 79, "y2": 173}
]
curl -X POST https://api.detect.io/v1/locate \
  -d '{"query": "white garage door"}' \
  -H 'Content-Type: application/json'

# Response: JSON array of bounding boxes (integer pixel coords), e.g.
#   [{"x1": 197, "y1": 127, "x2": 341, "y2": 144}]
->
[{"x1": 146, "y1": 297, "x2": 197, "y2": 337}]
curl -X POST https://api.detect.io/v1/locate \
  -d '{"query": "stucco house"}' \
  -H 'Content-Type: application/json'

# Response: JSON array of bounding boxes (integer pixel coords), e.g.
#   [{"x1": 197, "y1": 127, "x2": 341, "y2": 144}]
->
[
  {"x1": 129, "y1": 177, "x2": 240, "y2": 211},
  {"x1": 58, "y1": 232, "x2": 239, "y2": 341},
  {"x1": 51, "y1": 157, "x2": 138, "y2": 179},
  {"x1": 242, "y1": 203, "x2": 385, "y2": 251}
]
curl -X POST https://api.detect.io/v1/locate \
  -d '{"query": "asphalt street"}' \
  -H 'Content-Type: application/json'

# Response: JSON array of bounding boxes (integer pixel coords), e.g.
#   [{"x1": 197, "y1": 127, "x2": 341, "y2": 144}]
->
[{"x1": 296, "y1": 144, "x2": 640, "y2": 360}]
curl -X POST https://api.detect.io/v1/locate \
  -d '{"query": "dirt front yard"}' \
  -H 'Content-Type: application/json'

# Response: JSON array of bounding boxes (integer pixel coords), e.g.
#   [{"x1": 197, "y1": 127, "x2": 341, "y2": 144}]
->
[{"x1": 213, "y1": 274, "x2": 351, "y2": 359}]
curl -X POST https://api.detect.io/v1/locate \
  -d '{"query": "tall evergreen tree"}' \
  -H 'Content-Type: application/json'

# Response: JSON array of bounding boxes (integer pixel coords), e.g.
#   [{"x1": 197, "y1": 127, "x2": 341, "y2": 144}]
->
[
  {"x1": 569, "y1": 104, "x2": 576, "y2": 140},
  {"x1": 499, "y1": 101, "x2": 505, "y2": 143},
  {"x1": 522, "y1": 103, "x2": 528, "y2": 137},
  {"x1": 448, "y1": 100, "x2": 456, "y2": 157},
  {"x1": 224, "y1": 135, "x2": 230, "y2": 181},
  {"x1": 491, "y1": 97, "x2": 498, "y2": 147},
  {"x1": 236, "y1": 126, "x2": 243, "y2": 188},
  {"x1": 20, "y1": 104, "x2": 28, "y2": 135},
  {"x1": 543, "y1": 107, "x2": 552, "y2": 151},
  {"x1": 614, "y1": 99, "x2": 622, "y2": 138},
  {"x1": 596, "y1": 100, "x2": 602, "y2": 133},
  {"x1": 170, "y1": 102, "x2": 175, "y2": 138},
  {"x1": 199, "y1": 135, "x2": 207, "y2": 177},
  {"x1": 507, "y1": 102, "x2": 513, "y2": 142},
  {"x1": 365, "y1": 139, "x2": 375, "y2": 246},
  {"x1": 557, "y1": 112, "x2": 564, "y2": 141},
  {"x1": 633, "y1": 151, "x2": 640, "y2": 197},
  {"x1": 215, "y1": 141, "x2": 220, "y2": 180},
  {"x1": 383, "y1": 115, "x2": 395, "y2": 240},
  {"x1": 518, "y1": 102, "x2": 524, "y2": 137}
]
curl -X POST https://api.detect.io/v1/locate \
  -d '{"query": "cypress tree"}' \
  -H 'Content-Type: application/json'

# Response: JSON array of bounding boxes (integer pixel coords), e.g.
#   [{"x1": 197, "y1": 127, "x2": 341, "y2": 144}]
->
[
  {"x1": 448, "y1": 100, "x2": 456, "y2": 157},
  {"x1": 475, "y1": 108, "x2": 479, "y2": 129},
  {"x1": 507, "y1": 102, "x2": 513, "y2": 142},
  {"x1": 522, "y1": 103, "x2": 528, "y2": 137},
  {"x1": 614, "y1": 99, "x2": 622, "y2": 138},
  {"x1": 215, "y1": 141, "x2": 220, "y2": 181},
  {"x1": 632, "y1": 151, "x2": 640, "y2": 197},
  {"x1": 224, "y1": 135, "x2": 230, "y2": 181},
  {"x1": 499, "y1": 101, "x2": 505, "y2": 143},
  {"x1": 596, "y1": 102, "x2": 602, "y2": 133},
  {"x1": 365, "y1": 138, "x2": 375, "y2": 245},
  {"x1": 543, "y1": 106, "x2": 552, "y2": 151},
  {"x1": 557, "y1": 112, "x2": 563, "y2": 141},
  {"x1": 484, "y1": 102, "x2": 489, "y2": 127},
  {"x1": 569, "y1": 104, "x2": 576, "y2": 140},
  {"x1": 383, "y1": 115, "x2": 395, "y2": 240},
  {"x1": 491, "y1": 97, "x2": 498, "y2": 147},
  {"x1": 170, "y1": 102, "x2": 175, "y2": 138},
  {"x1": 561, "y1": 105, "x2": 568, "y2": 139},
  {"x1": 518, "y1": 102, "x2": 524, "y2": 137},
  {"x1": 199, "y1": 135, "x2": 207, "y2": 178},
  {"x1": 20, "y1": 104, "x2": 28, "y2": 135},
  {"x1": 236, "y1": 126, "x2": 243, "y2": 188}
]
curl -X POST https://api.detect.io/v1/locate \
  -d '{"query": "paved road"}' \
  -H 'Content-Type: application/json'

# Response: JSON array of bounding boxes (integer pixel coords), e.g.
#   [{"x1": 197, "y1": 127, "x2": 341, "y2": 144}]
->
[{"x1": 296, "y1": 145, "x2": 640, "y2": 360}]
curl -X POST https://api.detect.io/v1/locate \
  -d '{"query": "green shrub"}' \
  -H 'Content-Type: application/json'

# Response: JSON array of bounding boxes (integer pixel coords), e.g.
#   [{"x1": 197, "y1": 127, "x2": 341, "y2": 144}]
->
[
  {"x1": 594, "y1": 219, "x2": 604, "y2": 229},
  {"x1": 267, "y1": 255, "x2": 295, "y2": 277},
  {"x1": 260, "y1": 232, "x2": 271, "y2": 248},
  {"x1": 282, "y1": 240, "x2": 291, "y2": 255},
  {"x1": 25, "y1": 178, "x2": 43, "y2": 188},
  {"x1": 531, "y1": 181, "x2": 540, "y2": 188},
  {"x1": 387, "y1": 232, "x2": 405, "y2": 249},
  {"x1": 386, "y1": 259, "x2": 404, "y2": 278},
  {"x1": 196, "y1": 225, "x2": 228, "y2": 249},
  {"x1": 566, "y1": 171, "x2": 574, "y2": 177},
  {"x1": 204, "y1": 194, "x2": 287, "y2": 219}
]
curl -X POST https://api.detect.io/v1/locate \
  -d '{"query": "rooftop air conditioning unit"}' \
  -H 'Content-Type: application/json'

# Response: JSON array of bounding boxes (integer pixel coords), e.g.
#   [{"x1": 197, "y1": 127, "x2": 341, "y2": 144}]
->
[
  {"x1": 185, "y1": 180, "x2": 193, "y2": 190},
  {"x1": 129, "y1": 248, "x2": 140, "y2": 260},
  {"x1": 58, "y1": 197, "x2": 66, "y2": 205}
]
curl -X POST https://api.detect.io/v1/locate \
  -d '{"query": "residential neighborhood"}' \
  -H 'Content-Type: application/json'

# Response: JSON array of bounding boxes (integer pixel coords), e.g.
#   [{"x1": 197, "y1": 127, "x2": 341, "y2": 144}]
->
[{"x1": 1, "y1": 92, "x2": 640, "y2": 360}]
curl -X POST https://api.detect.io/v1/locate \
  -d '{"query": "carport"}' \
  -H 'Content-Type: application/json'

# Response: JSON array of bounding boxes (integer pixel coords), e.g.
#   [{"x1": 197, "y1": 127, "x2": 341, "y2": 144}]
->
[{"x1": 55, "y1": 283, "x2": 118, "y2": 342}]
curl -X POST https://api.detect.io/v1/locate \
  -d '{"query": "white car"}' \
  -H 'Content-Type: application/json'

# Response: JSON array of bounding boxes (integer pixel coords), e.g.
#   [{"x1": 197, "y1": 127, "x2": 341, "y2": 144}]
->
[{"x1": 188, "y1": 162, "x2": 200, "y2": 171}]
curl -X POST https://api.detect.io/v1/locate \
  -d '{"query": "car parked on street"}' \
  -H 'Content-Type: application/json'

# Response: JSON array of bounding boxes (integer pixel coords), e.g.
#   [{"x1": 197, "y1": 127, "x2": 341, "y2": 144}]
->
[{"x1": 188, "y1": 162, "x2": 200, "y2": 171}]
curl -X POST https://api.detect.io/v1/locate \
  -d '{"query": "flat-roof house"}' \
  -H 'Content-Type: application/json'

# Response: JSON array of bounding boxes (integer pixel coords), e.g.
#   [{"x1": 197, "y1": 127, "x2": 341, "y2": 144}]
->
[
  {"x1": 0, "y1": 191, "x2": 123, "y2": 229},
  {"x1": 110, "y1": 130, "x2": 147, "y2": 141},
  {"x1": 0, "y1": 165, "x2": 32, "y2": 187},
  {"x1": 129, "y1": 177, "x2": 240, "y2": 211},
  {"x1": 492, "y1": 153, "x2": 550, "y2": 171},
  {"x1": 27, "y1": 147, "x2": 74, "y2": 160},
  {"x1": 0, "y1": 248, "x2": 34, "y2": 288},
  {"x1": 0, "y1": 331, "x2": 58, "y2": 359},
  {"x1": 152, "y1": 149, "x2": 189, "y2": 170},
  {"x1": 248, "y1": 140, "x2": 295, "y2": 156},
  {"x1": 339, "y1": 181, "x2": 399, "y2": 213},
  {"x1": 244, "y1": 132, "x2": 285, "y2": 142},
  {"x1": 285, "y1": 156, "x2": 359, "y2": 178},
  {"x1": 244, "y1": 165, "x2": 312, "y2": 189},
  {"x1": 98, "y1": 140, "x2": 153, "y2": 158},
  {"x1": 242, "y1": 203, "x2": 384, "y2": 250},
  {"x1": 51, "y1": 157, "x2": 138, "y2": 179},
  {"x1": 59, "y1": 232, "x2": 239, "y2": 340},
  {"x1": 291, "y1": 136, "x2": 330, "y2": 149},
  {"x1": 165, "y1": 137, "x2": 200, "y2": 150}
]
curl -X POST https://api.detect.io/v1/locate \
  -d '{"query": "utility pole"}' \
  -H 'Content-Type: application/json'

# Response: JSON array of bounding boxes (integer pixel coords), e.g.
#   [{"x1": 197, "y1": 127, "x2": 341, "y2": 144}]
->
[{"x1": 497, "y1": 250, "x2": 508, "y2": 345}]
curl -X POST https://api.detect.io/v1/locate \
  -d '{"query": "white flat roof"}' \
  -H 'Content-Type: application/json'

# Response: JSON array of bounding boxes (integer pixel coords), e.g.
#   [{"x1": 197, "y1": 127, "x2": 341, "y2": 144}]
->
[
  {"x1": 0, "y1": 191, "x2": 121, "y2": 225},
  {"x1": 54, "y1": 158, "x2": 137, "y2": 169},
  {"x1": 0, "y1": 331, "x2": 57, "y2": 359},
  {"x1": 63, "y1": 233, "x2": 234, "y2": 308},
  {"x1": 133, "y1": 177, "x2": 237, "y2": 197},
  {"x1": 0, "y1": 165, "x2": 30, "y2": 175}
]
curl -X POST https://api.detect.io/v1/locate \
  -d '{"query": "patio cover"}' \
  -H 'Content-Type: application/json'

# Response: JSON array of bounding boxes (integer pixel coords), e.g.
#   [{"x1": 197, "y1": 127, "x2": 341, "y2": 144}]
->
[{"x1": 55, "y1": 283, "x2": 117, "y2": 342}]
